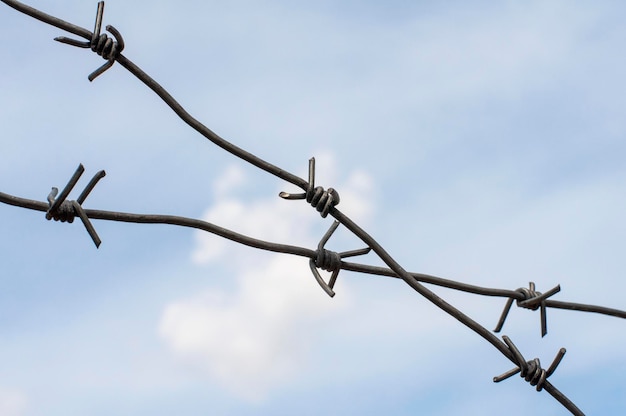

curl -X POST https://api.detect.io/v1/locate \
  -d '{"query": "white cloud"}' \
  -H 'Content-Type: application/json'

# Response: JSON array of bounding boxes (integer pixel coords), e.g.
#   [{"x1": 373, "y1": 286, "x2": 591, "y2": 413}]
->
[
  {"x1": 159, "y1": 255, "x2": 348, "y2": 401},
  {"x1": 166, "y1": 155, "x2": 376, "y2": 400},
  {"x1": 212, "y1": 164, "x2": 246, "y2": 198},
  {"x1": 0, "y1": 388, "x2": 26, "y2": 416}
]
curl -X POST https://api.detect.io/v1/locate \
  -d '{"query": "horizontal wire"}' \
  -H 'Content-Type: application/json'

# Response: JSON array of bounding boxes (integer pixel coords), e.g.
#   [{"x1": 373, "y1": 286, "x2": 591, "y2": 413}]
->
[
  {"x1": 0, "y1": 190, "x2": 313, "y2": 259},
  {"x1": 3, "y1": 189, "x2": 623, "y2": 323}
]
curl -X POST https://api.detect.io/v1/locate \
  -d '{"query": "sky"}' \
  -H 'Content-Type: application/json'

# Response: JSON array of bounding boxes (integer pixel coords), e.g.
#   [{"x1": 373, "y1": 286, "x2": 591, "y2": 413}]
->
[{"x1": 1, "y1": 0, "x2": 625, "y2": 415}]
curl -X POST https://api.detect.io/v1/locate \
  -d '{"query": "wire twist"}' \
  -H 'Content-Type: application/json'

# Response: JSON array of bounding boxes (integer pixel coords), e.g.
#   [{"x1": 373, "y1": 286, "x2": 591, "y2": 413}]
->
[
  {"x1": 46, "y1": 195, "x2": 75, "y2": 223},
  {"x1": 54, "y1": 1, "x2": 124, "y2": 81},
  {"x1": 45, "y1": 164, "x2": 106, "y2": 247},
  {"x1": 494, "y1": 335, "x2": 567, "y2": 392},
  {"x1": 309, "y1": 221, "x2": 371, "y2": 297},
  {"x1": 315, "y1": 247, "x2": 342, "y2": 273},
  {"x1": 494, "y1": 282, "x2": 561, "y2": 337},
  {"x1": 279, "y1": 157, "x2": 340, "y2": 218}
]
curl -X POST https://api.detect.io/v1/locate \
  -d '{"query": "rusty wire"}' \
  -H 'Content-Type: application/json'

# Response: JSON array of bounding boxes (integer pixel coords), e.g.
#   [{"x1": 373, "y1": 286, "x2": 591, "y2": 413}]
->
[{"x1": 1, "y1": 1, "x2": 625, "y2": 414}]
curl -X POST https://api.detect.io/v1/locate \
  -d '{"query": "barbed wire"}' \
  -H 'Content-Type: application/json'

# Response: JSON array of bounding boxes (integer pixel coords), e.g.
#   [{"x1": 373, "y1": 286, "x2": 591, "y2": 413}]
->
[
  {"x1": 2, "y1": 179, "x2": 624, "y2": 325},
  {"x1": 1, "y1": 1, "x2": 624, "y2": 414}
]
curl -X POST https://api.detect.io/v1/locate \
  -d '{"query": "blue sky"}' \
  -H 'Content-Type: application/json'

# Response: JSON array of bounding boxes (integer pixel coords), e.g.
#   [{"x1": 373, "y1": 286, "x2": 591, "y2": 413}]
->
[{"x1": 1, "y1": 0, "x2": 625, "y2": 415}]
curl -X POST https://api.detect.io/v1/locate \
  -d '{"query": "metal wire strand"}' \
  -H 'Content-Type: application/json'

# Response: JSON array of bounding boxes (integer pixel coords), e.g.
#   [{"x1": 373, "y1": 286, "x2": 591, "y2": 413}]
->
[
  {"x1": 340, "y1": 262, "x2": 626, "y2": 323},
  {"x1": 3, "y1": 186, "x2": 624, "y2": 324}
]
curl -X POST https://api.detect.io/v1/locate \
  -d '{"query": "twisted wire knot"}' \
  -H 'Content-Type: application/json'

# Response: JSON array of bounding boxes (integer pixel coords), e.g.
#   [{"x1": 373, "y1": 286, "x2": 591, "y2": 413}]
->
[
  {"x1": 516, "y1": 283, "x2": 549, "y2": 310},
  {"x1": 90, "y1": 30, "x2": 122, "y2": 62},
  {"x1": 521, "y1": 358, "x2": 549, "y2": 391},
  {"x1": 54, "y1": 1, "x2": 125, "y2": 81},
  {"x1": 315, "y1": 248, "x2": 342, "y2": 273},
  {"x1": 46, "y1": 196, "x2": 76, "y2": 223},
  {"x1": 279, "y1": 157, "x2": 339, "y2": 218},
  {"x1": 308, "y1": 221, "x2": 371, "y2": 297},
  {"x1": 45, "y1": 164, "x2": 106, "y2": 248},
  {"x1": 307, "y1": 186, "x2": 340, "y2": 218},
  {"x1": 494, "y1": 281, "x2": 561, "y2": 337},
  {"x1": 494, "y1": 335, "x2": 566, "y2": 392}
]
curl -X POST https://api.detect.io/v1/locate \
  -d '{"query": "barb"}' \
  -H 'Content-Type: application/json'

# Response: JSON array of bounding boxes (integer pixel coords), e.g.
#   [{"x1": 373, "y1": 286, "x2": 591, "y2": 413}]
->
[
  {"x1": 494, "y1": 282, "x2": 561, "y2": 337},
  {"x1": 309, "y1": 220, "x2": 371, "y2": 297},
  {"x1": 54, "y1": 1, "x2": 124, "y2": 81},
  {"x1": 46, "y1": 164, "x2": 84, "y2": 218},
  {"x1": 280, "y1": 158, "x2": 340, "y2": 218},
  {"x1": 2, "y1": 1, "x2": 625, "y2": 414},
  {"x1": 494, "y1": 336, "x2": 566, "y2": 391},
  {"x1": 45, "y1": 164, "x2": 106, "y2": 247},
  {"x1": 493, "y1": 336, "x2": 580, "y2": 413}
]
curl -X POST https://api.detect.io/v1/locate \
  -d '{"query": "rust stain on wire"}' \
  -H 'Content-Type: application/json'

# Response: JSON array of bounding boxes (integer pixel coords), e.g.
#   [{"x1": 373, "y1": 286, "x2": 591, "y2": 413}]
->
[{"x1": 1, "y1": 1, "x2": 625, "y2": 415}]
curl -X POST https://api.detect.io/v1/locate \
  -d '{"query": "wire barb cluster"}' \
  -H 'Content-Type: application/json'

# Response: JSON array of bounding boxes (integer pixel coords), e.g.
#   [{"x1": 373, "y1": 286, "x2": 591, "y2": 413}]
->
[
  {"x1": 494, "y1": 282, "x2": 561, "y2": 337},
  {"x1": 280, "y1": 158, "x2": 340, "y2": 218},
  {"x1": 45, "y1": 164, "x2": 106, "y2": 247},
  {"x1": 309, "y1": 220, "x2": 371, "y2": 297},
  {"x1": 494, "y1": 335, "x2": 567, "y2": 392},
  {"x1": 54, "y1": 1, "x2": 124, "y2": 81}
]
